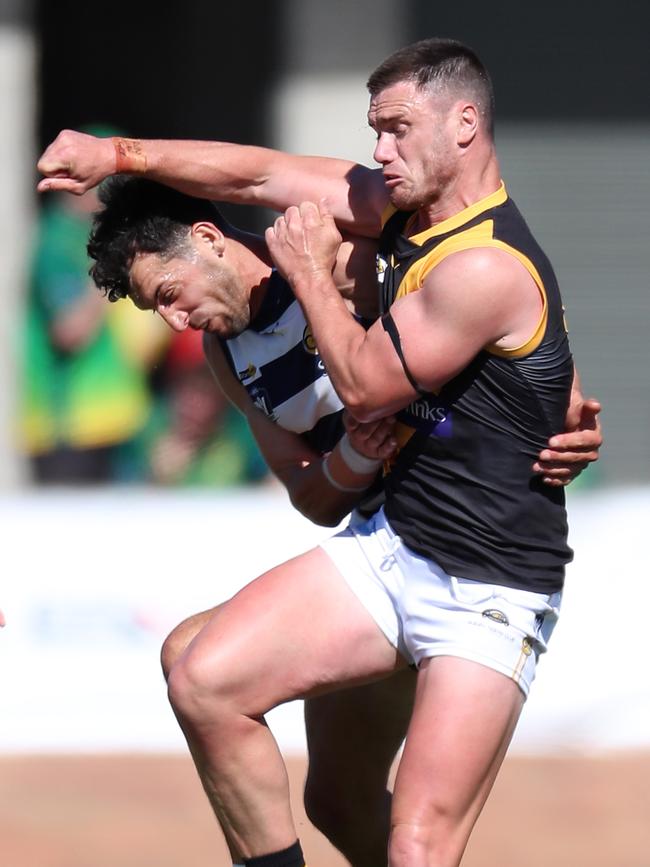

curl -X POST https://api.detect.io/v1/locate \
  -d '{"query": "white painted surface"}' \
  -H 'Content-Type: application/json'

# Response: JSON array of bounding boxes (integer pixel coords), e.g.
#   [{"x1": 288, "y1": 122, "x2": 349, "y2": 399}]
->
[{"x1": 0, "y1": 486, "x2": 646, "y2": 755}]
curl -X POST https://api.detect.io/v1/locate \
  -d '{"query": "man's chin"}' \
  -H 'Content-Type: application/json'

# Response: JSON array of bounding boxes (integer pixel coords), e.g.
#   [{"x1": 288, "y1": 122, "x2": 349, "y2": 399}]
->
[
  {"x1": 210, "y1": 312, "x2": 250, "y2": 339},
  {"x1": 388, "y1": 187, "x2": 416, "y2": 212}
]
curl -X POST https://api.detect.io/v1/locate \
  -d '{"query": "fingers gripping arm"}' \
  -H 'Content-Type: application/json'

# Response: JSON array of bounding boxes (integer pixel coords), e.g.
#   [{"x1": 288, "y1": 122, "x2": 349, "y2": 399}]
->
[{"x1": 533, "y1": 366, "x2": 603, "y2": 486}]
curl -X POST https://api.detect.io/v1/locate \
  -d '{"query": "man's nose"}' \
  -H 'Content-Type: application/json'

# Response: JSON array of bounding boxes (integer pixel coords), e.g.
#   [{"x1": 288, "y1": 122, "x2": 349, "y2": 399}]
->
[
  {"x1": 158, "y1": 305, "x2": 189, "y2": 332},
  {"x1": 373, "y1": 133, "x2": 394, "y2": 165}
]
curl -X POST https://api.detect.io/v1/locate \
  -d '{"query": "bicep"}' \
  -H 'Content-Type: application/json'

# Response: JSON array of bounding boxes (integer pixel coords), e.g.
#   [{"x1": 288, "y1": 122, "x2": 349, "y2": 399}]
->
[
  {"x1": 347, "y1": 254, "x2": 522, "y2": 419},
  {"x1": 262, "y1": 158, "x2": 387, "y2": 237},
  {"x1": 388, "y1": 290, "x2": 491, "y2": 392},
  {"x1": 388, "y1": 249, "x2": 541, "y2": 392}
]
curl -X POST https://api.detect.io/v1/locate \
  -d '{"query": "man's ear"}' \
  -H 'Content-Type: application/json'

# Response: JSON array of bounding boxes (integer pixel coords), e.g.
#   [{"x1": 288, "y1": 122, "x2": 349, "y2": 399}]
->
[
  {"x1": 457, "y1": 103, "x2": 479, "y2": 146},
  {"x1": 191, "y1": 221, "x2": 225, "y2": 255}
]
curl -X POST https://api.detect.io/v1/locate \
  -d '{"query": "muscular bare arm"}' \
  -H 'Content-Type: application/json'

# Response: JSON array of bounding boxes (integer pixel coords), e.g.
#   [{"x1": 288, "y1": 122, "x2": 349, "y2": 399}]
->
[
  {"x1": 266, "y1": 202, "x2": 543, "y2": 421},
  {"x1": 268, "y1": 202, "x2": 603, "y2": 488},
  {"x1": 36, "y1": 130, "x2": 388, "y2": 237}
]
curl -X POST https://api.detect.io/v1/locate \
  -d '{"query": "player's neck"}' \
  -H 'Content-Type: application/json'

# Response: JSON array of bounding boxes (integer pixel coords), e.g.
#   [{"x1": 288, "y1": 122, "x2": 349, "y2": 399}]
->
[
  {"x1": 229, "y1": 235, "x2": 274, "y2": 321},
  {"x1": 413, "y1": 152, "x2": 501, "y2": 234}
]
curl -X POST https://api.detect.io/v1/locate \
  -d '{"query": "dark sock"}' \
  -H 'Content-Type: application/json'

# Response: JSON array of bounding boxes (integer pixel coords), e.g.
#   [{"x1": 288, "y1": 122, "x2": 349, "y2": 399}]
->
[{"x1": 243, "y1": 840, "x2": 305, "y2": 867}]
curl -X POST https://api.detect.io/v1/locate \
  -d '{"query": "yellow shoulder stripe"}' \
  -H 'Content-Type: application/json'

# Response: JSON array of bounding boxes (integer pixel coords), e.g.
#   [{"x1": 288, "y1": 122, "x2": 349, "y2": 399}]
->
[{"x1": 395, "y1": 220, "x2": 548, "y2": 359}]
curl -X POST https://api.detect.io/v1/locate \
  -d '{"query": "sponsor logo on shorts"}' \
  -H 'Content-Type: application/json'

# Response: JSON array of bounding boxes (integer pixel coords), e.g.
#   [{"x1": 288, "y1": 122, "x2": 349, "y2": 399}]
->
[
  {"x1": 521, "y1": 636, "x2": 533, "y2": 656},
  {"x1": 482, "y1": 608, "x2": 509, "y2": 626}
]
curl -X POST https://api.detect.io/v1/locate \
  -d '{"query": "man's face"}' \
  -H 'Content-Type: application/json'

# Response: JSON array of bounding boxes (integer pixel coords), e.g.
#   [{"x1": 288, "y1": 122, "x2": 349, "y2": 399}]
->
[
  {"x1": 129, "y1": 232, "x2": 250, "y2": 338},
  {"x1": 368, "y1": 79, "x2": 459, "y2": 211}
]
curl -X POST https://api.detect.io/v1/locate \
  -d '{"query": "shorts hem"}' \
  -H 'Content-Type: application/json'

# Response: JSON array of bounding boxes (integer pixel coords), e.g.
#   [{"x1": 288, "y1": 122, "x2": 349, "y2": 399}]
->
[{"x1": 414, "y1": 647, "x2": 533, "y2": 698}]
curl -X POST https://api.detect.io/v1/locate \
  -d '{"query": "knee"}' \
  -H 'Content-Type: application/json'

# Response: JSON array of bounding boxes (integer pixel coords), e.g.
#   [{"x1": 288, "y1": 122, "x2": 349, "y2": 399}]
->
[
  {"x1": 304, "y1": 775, "x2": 342, "y2": 841},
  {"x1": 304, "y1": 771, "x2": 388, "y2": 851},
  {"x1": 388, "y1": 823, "x2": 430, "y2": 867},
  {"x1": 160, "y1": 608, "x2": 215, "y2": 681},
  {"x1": 388, "y1": 816, "x2": 462, "y2": 867},
  {"x1": 166, "y1": 628, "x2": 248, "y2": 729},
  {"x1": 166, "y1": 645, "x2": 223, "y2": 725},
  {"x1": 160, "y1": 621, "x2": 190, "y2": 682}
]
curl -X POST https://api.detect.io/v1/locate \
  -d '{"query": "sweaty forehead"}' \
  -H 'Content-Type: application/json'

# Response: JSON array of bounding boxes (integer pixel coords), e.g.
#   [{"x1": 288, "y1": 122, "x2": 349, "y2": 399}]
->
[
  {"x1": 367, "y1": 80, "x2": 435, "y2": 124},
  {"x1": 128, "y1": 252, "x2": 165, "y2": 310}
]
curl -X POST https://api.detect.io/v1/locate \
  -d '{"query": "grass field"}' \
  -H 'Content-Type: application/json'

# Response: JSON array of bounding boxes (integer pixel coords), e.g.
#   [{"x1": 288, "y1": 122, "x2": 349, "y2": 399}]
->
[{"x1": 1, "y1": 752, "x2": 648, "y2": 866}]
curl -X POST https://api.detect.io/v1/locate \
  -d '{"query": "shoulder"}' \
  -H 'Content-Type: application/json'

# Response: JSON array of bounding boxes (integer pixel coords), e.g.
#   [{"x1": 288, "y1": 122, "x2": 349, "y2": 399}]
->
[
  {"x1": 202, "y1": 334, "x2": 252, "y2": 413},
  {"x1": 202, "y1": 332, "x2": 228, "y2": 371},
  {"x1": 412, "y1": 245, "x2": 544, "y2": 351},
  {"x1": 422, "y1": 245, "x2": 537, "y2": 308}
]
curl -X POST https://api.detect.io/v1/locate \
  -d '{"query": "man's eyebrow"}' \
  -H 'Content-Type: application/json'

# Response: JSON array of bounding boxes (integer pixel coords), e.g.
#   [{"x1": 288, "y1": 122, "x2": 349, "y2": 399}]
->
[
  {"x1": 368, "y1": 108, "x2": 407, "y2": 128},
  {"x1": 129, "y1": 279, "x2": 155, "y2": 312}
]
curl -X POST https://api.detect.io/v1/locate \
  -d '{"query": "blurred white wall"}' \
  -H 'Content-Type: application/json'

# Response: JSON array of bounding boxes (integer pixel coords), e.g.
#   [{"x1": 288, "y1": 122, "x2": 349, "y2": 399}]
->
[{"x1": 0, "y1": 486, "x2": 646, "y2": 755}]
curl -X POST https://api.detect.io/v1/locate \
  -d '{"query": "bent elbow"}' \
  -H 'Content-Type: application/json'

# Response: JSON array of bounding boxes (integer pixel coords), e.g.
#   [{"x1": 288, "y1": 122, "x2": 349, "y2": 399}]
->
[
  {"x1": 339, "y1": 393, "x2": 385, "y2": 424},
  {"x1": 335, "y1": 387, "x2": 376, "y2": 424},
  {"x1": 288, "y1": 488, "x2": 349, "y2": 527},
  {"x1": 290, "y1": 495, "x2": 346, "y2": 527}
]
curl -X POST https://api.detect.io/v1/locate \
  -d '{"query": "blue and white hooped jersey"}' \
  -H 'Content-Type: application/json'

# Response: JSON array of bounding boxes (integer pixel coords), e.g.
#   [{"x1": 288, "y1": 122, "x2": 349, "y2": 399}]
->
[{"x1": 221, "y1": 270, "x2": 345, "y2": 455}]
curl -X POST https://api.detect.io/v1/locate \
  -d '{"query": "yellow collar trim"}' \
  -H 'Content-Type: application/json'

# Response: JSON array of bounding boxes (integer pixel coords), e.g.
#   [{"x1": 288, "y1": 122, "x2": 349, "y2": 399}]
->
[{"x1": 406, "y1": 181, "x2": 508, "y2": 245}]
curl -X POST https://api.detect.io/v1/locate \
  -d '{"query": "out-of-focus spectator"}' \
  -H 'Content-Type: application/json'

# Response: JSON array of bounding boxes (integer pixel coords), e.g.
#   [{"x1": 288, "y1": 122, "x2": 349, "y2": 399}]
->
[
  {"x1": 143, "y1": 329, "x2": 269, "y2": 488},
  {"x1": 20, "y1": 127, "x2": 167, "y2": 484}
]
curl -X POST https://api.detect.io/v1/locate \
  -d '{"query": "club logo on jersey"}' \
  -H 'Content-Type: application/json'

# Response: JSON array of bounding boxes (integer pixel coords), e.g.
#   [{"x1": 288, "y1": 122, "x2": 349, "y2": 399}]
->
[
  {"x1": 482, "y1": 609, "x2": 509, "y2": 626},
  {"x1": 400, "y1": 397, "x2": 453, "y2": 438},
  {"x1": 302, "y1": 325, "x2": 319, "y2": 355},
  {"x1": 238, "y1": 362, "x2": 257, "y2": 382},
  {"x1": 376, "y1": 253, "x2": 388, "y2": 284},
  {"x1": 249, "y1": 384, "x2": 276, "y2": 421}
]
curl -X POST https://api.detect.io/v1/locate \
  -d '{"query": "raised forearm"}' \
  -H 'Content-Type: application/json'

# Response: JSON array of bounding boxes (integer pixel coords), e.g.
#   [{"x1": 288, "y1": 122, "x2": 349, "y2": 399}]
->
[
  {"x1": 37, "y1": 130, "x2": 384, "y2": 235},
  {"x1": 145, "y1": 140, "x2": 296, "y2": 206}
]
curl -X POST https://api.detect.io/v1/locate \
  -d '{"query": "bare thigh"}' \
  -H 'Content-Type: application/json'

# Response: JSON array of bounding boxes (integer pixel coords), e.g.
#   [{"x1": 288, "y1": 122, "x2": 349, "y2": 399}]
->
[
  {"x1": 391, "y1": 656, "x2": 525, "y2": 865},
  {"x1": 305, "y1": 667, "x2": 416, "y2": 794},
  {"x1": 176, "y1": 546, "x2": 404, "y2": 715}
]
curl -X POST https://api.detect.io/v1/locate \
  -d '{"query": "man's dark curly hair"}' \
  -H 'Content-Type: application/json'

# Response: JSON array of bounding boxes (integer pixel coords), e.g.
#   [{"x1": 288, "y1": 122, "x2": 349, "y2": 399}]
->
[{"x1": 88, "y1": 176, "x2": 227, "y2": 302}]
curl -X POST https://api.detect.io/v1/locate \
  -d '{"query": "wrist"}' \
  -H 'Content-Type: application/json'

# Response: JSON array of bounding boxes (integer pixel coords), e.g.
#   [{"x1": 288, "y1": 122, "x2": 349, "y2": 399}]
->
[
  {"x1": 338, "y1": 432, "x2": 382, "y2": 475},
  {"x1": 290, "y1": 266, "x2": 336, "y2": 294},
  {"x1": 113, "y1": 137, "x2": 148, "y2": 174},
  {"x1": 321, "y1": 433, "x2": 381, "y2": 493}
]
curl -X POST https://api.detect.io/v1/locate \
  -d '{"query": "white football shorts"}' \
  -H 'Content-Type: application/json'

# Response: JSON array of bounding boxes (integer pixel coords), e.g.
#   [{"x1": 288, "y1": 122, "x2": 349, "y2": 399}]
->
[{"x1": 321, "y1": 507, "x2": 561, "y2": 697}]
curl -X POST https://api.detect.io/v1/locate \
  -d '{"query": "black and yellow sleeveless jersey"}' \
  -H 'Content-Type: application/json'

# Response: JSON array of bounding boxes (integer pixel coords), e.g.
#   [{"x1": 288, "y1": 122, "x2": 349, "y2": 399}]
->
[{"x1": 377, "y1": 183, "x2": 573, "y2": 593}]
